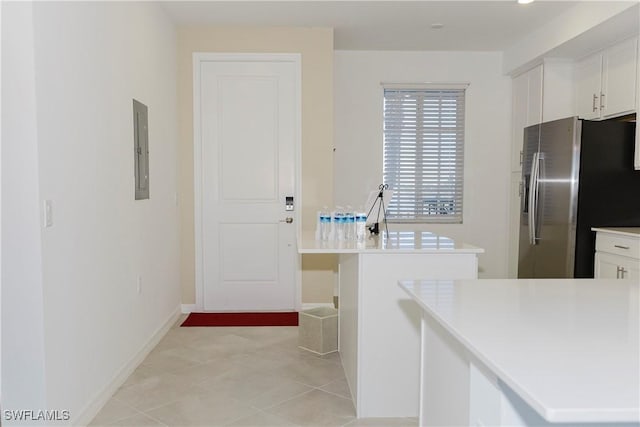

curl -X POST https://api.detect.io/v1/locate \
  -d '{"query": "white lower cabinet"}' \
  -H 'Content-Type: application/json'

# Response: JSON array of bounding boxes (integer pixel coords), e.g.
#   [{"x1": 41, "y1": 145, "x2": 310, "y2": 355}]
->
[
  {"x1": 595, "y1": 252, "x2": 639, "y2": 280},
  {"x1": 593, "y1": 228, "x2": 640, "y2": 280}
]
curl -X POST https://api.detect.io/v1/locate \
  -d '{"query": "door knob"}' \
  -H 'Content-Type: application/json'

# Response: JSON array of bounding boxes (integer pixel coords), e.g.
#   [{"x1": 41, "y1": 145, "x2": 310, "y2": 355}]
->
[{"x1": 280, "y1": 217, "x2": 294, "y2": 224}]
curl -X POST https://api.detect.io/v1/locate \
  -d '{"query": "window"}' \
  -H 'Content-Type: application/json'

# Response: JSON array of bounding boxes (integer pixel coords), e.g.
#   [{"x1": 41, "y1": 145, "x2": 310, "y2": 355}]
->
[{"x1": 383, "y1": 85, "x2": 466, "y2": 223}]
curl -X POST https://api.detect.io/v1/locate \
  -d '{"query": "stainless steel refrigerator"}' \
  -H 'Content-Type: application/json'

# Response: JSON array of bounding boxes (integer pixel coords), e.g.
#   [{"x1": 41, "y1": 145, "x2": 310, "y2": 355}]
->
[{"x1": 518, "y1": 116, "x2": 640, "y2": 278}]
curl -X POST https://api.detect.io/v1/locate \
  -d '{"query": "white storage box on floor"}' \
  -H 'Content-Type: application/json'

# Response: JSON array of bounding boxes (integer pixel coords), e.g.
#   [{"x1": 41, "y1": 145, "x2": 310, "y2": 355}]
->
[{"x1": 298, "y1": 307, "x2": 338, "y2": 355}]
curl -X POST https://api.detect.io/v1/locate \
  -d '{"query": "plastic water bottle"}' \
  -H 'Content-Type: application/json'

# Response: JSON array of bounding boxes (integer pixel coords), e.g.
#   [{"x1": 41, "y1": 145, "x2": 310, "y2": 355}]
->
[
  {"x1": 344, "y1": 209, "x2": 355, "y2": 241},
  {"x1": 356, "y1": 212, "x2": 367, "y2": 242},
  {"x1": 334, "y1": 208, "x2": 345, "y2": 241},
  {"x1": 319, "y1": 207, "x2": 332, "y2": 241},
  {"x1": 315, "y1": 211, "x2": 322, "y2": 240}
]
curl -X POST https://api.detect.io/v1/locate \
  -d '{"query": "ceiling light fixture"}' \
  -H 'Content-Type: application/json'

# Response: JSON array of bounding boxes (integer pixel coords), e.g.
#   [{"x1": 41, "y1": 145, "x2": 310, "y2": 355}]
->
[
  {"x1": 518, "y1": 0, "x2": 535, "y2": 4},
  {"x1": 431, "y1": 23, "x2": 444, "y2": 30}
]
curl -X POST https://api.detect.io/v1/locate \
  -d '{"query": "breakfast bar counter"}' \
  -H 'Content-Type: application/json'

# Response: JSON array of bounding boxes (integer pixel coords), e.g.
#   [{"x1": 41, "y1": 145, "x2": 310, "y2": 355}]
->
[
  {"x1": 298, "y1": 231, "x2": 483, "y2": 418},
  {"x1": 400, "y1": 278, "x2": 640, "y2": 426}
]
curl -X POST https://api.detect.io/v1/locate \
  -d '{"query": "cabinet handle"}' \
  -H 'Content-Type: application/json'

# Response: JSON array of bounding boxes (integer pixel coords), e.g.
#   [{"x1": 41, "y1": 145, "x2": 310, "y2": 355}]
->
[
  {"x1": 614, "y1": 245, "x2": 630, "y2": 250},
  {"x1": 519, "y1": 150, "x2": 523, "y2": 166},
  {"x1": 600, "y1": 93, "x2": 605, "y2": 110},
  {"x1": 592, "y1": 94, "x2": 598, "y2": 112},
  {"x1": 616, "y1": 266, "x2": 628, "y2": 279}
]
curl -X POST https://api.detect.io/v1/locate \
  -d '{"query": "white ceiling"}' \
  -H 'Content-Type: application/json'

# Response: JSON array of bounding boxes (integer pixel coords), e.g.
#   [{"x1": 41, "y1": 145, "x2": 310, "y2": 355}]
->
[{"x1": 160, "y1": 1, "x2": 632, "y2": 51}]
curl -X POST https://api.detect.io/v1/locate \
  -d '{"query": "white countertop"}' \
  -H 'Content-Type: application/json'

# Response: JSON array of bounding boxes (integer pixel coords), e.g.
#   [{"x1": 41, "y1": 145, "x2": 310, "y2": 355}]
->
[
  {"x1": 399, "y1": 278, "x2": 640, "y2": 423},
  {"x1": 592, "y1": 227, "x2": 640, "y2": 238},
  {"x1": 297, "y1": 230, "x2": 484, "y2": 254}
]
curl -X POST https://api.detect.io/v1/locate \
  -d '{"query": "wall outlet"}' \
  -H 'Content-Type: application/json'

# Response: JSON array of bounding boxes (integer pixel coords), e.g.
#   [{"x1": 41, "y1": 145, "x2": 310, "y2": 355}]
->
[{"x1": 137, "y1": 276, "x2": 142, "y2": 294}]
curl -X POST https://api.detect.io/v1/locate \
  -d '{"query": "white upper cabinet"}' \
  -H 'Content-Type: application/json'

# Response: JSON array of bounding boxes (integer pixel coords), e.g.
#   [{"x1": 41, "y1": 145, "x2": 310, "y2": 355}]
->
[
  {"x1": 602, "y1": 37, "x2": 638, "y2": 117},
  {"x1": 575, "y1": 54, "x2": 603, "y2": 120},
  {"x1": 526, "y1": 65, "x2": 544, "y2": 127},
  {"x1": 511, "y1": 65, "x2": 543, "y2": 172},
  {"x1": 510, "y1": 61, "x2": 574, "y2": 172},
  {"x1": 575, "y1": 37, "x2": 638, "y2": 120},
  {"x1": 511, "y1": 72, "x2": 530, "y2": 172}
]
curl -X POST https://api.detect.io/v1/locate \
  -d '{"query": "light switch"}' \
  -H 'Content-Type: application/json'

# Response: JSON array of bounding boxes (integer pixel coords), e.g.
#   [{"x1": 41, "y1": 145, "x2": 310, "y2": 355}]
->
[{"x1": 44, "y1": 200, "x2": 53, "y2": 227}]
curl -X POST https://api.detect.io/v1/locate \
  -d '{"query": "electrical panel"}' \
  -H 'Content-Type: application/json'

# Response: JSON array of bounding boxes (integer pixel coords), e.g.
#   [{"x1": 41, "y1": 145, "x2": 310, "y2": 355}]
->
[{"x1": 133, "y1": 99, "x2": 149, "y2": 200}]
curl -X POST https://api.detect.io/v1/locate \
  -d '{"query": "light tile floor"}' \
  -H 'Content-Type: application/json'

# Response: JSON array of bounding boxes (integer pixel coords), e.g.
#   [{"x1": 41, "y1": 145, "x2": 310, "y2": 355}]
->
[{"x1": 90, "y1": 316, "x2": 417, "y2": 427}]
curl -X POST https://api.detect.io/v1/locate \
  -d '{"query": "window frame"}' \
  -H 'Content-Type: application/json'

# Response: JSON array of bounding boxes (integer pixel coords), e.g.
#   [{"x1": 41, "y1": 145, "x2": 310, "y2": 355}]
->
[{"x1": 382, "y1": 83, "x2": 468, "y2": 224}]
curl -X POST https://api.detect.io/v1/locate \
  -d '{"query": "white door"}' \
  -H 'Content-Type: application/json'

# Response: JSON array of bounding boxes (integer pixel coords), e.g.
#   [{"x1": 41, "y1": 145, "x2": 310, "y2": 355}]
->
[{"x1": 195, "y1": 54, "x2": 300, "y2": 311}]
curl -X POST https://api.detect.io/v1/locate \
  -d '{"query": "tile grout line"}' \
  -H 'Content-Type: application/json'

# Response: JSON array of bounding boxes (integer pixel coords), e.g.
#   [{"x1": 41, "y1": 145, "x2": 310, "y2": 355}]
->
[
  {"x1": 313, "y1": 387, "x2": 354, "y2": 403},
  {"x1": 137, "y1": 409, "x2": 171, "y2": 426},
  {"x1": 119, "y1": 383, "x2": 210, "y2": 415},
  {"x1": 254, "y1": 388, "x2": 317, "y2": 413},
  {"x1": 220, "y1": 407, "x2": 283, "y2": 427},
  {"x1": 94, "y1": 397, "x2": 167, "y2": 427},
  {"x1": 257, "y1": 388, "x2": 356, "y2": 426}
]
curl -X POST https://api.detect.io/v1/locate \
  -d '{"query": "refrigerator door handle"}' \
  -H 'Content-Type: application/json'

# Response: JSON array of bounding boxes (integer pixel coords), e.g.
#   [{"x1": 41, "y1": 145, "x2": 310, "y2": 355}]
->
[{"x1": 528, "y1": 152, "x2": 540, "y2": 245}]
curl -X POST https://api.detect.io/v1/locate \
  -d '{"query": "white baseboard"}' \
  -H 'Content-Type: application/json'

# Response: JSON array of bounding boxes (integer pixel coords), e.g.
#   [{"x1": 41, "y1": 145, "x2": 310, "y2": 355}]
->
[
  {"x1": 181, "y1": 304, "x2": 197, "y2": 313},
  {"x1": 75, "y1": 306, "x2": 181, "y2": 426},
  {"x1": 301, "y1": 302, "x2": 334, "y2": 310}
]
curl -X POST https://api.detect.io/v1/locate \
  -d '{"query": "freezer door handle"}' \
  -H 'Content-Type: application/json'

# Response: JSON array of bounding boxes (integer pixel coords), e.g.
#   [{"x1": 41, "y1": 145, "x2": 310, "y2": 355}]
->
[{"x1": 528, "y1": 152, "x2": 541, "y2": 245}]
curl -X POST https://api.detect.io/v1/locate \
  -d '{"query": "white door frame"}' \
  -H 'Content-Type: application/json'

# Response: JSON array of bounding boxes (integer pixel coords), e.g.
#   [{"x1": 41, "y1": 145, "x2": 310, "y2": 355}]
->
[{"x1": 193, "y1": 52, "x2": 302, "y2": 312}]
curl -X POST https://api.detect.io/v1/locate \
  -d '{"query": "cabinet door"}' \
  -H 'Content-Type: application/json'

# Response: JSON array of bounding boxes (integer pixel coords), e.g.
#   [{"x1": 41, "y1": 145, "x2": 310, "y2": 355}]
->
[
  {"x1": 624, "y1": 260, "x2": 640, "y2": 282},
  {"x1": 595, "y1": 252, "x2": 639, "y2": 279},
  {"x1": 602, "y1": 37, "x2": 638, "y2": 118},
  {"x1": 526, "y1": 65, "x2": 543, "y2": 127},
  {"x1": 595, "y1": 252, "x2": 620, "y2": 279},
  {"x1": 507, "y1": 172, "x2": 522, "y2": 278},
  {"x1": 542, "y1": 60, "x2": 575, "y2": 122},
  {"x1": 511, "y1": 65, "x2": 543, "y2": 172},
  {"x1": 511, "y1": 73, "x2": 529, "y2": 172},
  {"x1": 636, "y1": 37, "x2": 640, "y2": 170},
  {"x1": 575, "y1": 53, "x2": 602, "y2": 120},
  {"x1": 636, "y1": 122, "x2": 640, "y2": 170},
  {"x1": 620, "y1": 256, "x2": 640, "y2": 280}
]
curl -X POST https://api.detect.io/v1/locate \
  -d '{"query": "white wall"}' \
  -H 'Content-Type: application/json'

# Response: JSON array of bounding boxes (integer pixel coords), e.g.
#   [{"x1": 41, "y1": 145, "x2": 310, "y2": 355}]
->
[
  {"x1": 1, "y1": 0, "x2": 48, "y2": 414},
  {"x1": 334, "y1": 51, "x2": 511, "y2": 278},
  {"x1": 503, "y1": 1, "x2": 637, "y2": 75},
  {"x1": 2, "y1": 2, "x2": 180, "y2": 424}
]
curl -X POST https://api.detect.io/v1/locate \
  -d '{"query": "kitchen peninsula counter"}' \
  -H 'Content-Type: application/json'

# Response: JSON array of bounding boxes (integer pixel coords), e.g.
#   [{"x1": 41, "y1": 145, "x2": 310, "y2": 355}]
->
[
  {"x1": 298, "y1": 231, "x2": 483, "y2": 418},
  {"x1": 297, "y1": 231, "x2": 483, "y2": 254},
  {"x1": 400, "y1": 278, "x2": 640, "y2": 426}
]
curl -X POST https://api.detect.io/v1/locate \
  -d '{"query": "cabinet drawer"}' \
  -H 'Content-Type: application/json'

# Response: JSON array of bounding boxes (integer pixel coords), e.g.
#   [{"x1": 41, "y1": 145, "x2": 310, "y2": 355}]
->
[{"x1": 596, "y1": 233, "x2": 640, "y2": 259}]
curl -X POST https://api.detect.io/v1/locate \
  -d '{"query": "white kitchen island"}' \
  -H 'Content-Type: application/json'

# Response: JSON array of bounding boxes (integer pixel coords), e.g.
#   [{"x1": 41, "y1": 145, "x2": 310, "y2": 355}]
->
[
  {"x1": 298, "y1": 231, "x2": 483, "y2": 418},
  {"x1": 400, "y1": 278, "x2": 640, "y2": 426}
]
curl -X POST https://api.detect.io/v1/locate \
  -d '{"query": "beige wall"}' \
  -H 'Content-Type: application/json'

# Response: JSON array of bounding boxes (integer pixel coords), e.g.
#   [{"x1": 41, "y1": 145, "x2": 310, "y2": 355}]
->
[{"x1": 178, "y1": 26, "x2": 336, "y2": 305}]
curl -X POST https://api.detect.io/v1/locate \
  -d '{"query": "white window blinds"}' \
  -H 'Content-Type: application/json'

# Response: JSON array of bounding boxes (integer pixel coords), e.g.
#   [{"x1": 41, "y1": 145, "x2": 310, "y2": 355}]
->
[{"x1": 383, "y1": 87, "x2": 466, "y2": 223}]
